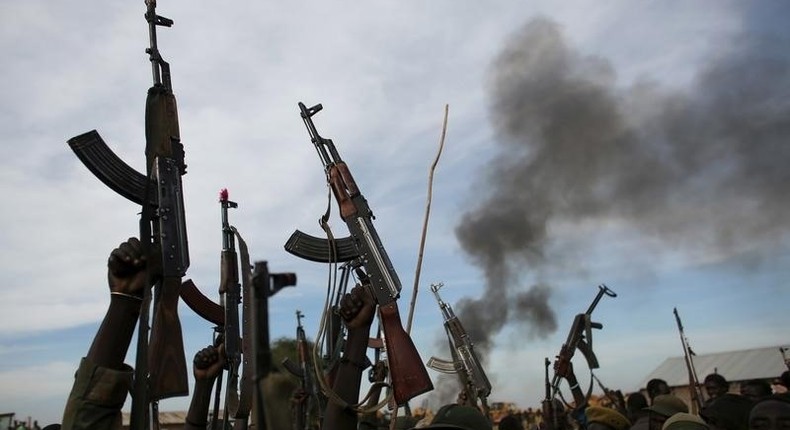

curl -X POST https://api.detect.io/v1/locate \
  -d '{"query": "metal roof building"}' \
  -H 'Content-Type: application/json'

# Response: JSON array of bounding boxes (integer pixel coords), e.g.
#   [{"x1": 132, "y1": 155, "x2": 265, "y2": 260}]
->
[{"x1": 641, "y1": 345, "x2": 789, "y2": 388}]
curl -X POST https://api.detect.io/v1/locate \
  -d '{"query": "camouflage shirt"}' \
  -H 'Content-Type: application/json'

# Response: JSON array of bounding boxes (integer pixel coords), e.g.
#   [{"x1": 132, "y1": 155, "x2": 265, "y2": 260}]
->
[{"x1": 61, "y1": 357, "x2": 134, "y2": 430}]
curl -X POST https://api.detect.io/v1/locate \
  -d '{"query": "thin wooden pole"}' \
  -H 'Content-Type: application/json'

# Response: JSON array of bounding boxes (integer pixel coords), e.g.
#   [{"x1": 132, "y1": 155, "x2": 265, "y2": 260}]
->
[{"x1": 406, "y1": 104, "x2": 449, "y2": 335}]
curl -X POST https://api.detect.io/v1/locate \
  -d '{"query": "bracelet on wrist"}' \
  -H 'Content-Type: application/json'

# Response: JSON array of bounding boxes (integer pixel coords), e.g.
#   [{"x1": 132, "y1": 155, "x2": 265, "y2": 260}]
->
[{"x1": 110, "y1": 291, "x2": 144, "y2": 301}]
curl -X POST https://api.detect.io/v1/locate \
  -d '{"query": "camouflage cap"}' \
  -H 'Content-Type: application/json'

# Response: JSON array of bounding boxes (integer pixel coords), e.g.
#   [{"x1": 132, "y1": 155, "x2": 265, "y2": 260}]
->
[
  {"x1": 585, "y1": 406, "x2": 631, "y2": 430},
  {"x1": 416, "y1": 404, "x2": 492, "y2": 430},
  {"x1": 662, "y1": 412, "x2": 709, "y2": 430},
  {"x1": 646, "y1": 395, "x2": 690, "y2": 418}
]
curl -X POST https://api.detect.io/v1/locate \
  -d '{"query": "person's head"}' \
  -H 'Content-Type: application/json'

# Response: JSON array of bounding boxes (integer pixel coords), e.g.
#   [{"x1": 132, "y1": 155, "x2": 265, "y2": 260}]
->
[
  {"x1": 645, "y1": 394, "x2": 690, "y2": 430},
  {"x1": 627, "y1": 392, "x2": 649, "y2": 420},
  {"x1": 411, "y1": 404, "x2": 492, "y2": 430},
  {"x1": 741, "y1": 380, "x2": 773, "y2": 403},
  {"x1": 700, "y1": 393, "x2": 753, "y2": 430},
  {"x1": 771, "y1": 372, "x2": 790, "y2": 395},
  {"x1": 498, "y1": 414, "x2": 524, "y2": 430},
  {"x1": 662, "y1": 413, "x2": 709, "y2": 430},
  {"x1": 704, "y1": 374, "x2": 730, "y2": 400},
  {"x1": 748, "y1": 394, "x2": 790, "y2": 430},
  {"x1": 648, "y1": 379, "x2": 672, "y2": 402},
  {"x1": 585, "y1": 406, "x2": 631, "y2": 430}
]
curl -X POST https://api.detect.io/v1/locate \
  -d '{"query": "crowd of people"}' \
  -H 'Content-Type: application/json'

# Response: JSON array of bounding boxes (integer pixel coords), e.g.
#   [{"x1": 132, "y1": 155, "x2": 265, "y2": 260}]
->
[{"x1": 46, "y1": 238, "x2": 790, "y2": 430}]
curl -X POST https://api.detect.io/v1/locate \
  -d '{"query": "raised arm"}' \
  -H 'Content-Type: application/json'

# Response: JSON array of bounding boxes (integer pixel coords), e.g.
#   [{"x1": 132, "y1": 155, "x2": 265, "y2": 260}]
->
[
  {"x1": 62, "y1": 237, "x2": 148, "y2": 430},
  {"x1": 322, "y1": 284, "x2": 376, "y2": 430}
]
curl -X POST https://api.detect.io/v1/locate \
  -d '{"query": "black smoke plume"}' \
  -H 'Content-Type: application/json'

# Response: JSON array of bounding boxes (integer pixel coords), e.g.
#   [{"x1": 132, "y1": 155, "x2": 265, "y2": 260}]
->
[{"x1": 452, "y1": 14, "x2": 790, "y2": 380}]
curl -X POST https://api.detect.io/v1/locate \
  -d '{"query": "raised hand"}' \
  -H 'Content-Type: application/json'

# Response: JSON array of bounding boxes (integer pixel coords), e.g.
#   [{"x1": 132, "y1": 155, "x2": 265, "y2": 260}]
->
[
  {"x1": 192, "y1": 344, "x2": 226, "y2": 381},
  {"x1": 107, "y1": 237, "x2": 148, "y2": 298},
  {"x1": 338, "y1": 284, "x2": 376, "y2": 330}
]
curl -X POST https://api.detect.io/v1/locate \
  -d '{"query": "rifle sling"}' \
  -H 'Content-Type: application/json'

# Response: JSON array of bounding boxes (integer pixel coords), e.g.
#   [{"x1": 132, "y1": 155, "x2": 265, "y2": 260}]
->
[{"x1": 232, "y1": 227, "x2": 254, "y2": 421}]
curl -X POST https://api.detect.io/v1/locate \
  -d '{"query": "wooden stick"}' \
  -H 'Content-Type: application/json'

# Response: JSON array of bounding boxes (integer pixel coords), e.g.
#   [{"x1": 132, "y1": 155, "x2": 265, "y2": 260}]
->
[{"x1": 406, "y1": 104, "x2": 449, "y2": 335}]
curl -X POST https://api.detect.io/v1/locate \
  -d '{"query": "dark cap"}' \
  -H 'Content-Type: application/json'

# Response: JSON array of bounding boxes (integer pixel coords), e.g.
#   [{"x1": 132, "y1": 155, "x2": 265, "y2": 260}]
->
[{"x1": 417, "y1": 404, "x2": 492, "y2": 430}]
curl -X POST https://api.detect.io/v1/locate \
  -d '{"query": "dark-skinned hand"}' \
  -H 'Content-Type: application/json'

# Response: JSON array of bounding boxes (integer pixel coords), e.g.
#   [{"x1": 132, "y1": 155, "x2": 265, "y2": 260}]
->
[
  {"x1": 554, "y1": 356, "x2": 574, "y2": 379},
  {"x1": 107, "y1": 237, "x2": 148, "y2": 297},
  {"x1": 338, "y1": 284, "x2": 375, "y2": 329},
  {"x1": 193, "y1": 343, "x2": 226, "y2": 381},
  {"x1": 457, "y1": 389, "x2": 471, "y2": 406}
]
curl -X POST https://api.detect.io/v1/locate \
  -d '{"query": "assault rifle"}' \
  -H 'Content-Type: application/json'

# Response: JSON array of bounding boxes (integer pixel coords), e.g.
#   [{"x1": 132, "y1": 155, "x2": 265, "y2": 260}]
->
[
  {"x1": 180, "y1": 189, "x2": 254, "y2": 429},
  {"x1": 542, "y1": 357, "x2": 557, "y2": 430},
  {"x1": 283, "y1": 310, "x2": 322, "y2": 430},
  {"x1": 426, "y1": 283, "x2": 491, "y2": 416},
  {"x1": 673, "y1": 307, "x2": 704, "y2": 414},
  {"x1": 67, "y1": 1, "x2": 189, "y2": 426},
  {"x1": 551, "y1": 285, "x2": 616, "y2": 406},
  {"x1": 591, "y1": 373, "x2": 626, "y2": 416},
  {"x1": 284, "y1": 102, "x2": 433, "y2": 405}
]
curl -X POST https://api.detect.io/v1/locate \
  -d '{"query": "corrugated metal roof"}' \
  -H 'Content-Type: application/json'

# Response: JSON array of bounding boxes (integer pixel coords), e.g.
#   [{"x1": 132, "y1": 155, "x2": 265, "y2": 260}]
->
[{"x1": 641, "y1": 345, "x2": 789, "y2": 388}]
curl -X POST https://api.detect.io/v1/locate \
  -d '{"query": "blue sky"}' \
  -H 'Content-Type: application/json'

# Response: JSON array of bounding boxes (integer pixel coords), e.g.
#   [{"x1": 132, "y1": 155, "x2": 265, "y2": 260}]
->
[{"x1": 1, "y1": 0, "x2": 788, "y2": 425}]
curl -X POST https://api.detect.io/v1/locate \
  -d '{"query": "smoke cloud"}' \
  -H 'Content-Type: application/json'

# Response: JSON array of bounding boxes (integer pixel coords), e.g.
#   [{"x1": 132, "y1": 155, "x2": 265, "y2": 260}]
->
[{"x1": 452, "y1": 14, "x2": 790, "y2": 374}]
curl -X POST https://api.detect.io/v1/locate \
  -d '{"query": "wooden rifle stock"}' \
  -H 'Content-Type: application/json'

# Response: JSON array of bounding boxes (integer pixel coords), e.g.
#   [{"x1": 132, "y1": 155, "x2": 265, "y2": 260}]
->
[
  {"x1": 378, "y1": 301, "x2": 433, "y2": 405},
  {"x1": 148, "y1": 276, "x2": 189, "y2": 399}
]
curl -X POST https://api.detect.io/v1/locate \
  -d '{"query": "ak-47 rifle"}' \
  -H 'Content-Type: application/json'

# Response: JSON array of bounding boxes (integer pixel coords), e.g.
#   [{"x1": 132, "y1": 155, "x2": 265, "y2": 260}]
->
[
  {"x1": 426, "y1": 283, "x2": 491, "y2": 416},
  {"x1": 216, "y1": 189, "x2": 243, "y2": 430},
  {"x1": 67, "y1": 1, "x2": 189, "y2": 426},
  {"x1": 284, "y1": 102, "x2": 433, "y2": 406},
  {"x1": 673, "y1": 307, "x2": 704, "y2": 414},
  {"x1": 283, "y1": 311, "x2": 322, "y2": 430},
  {"x1": 551, "y1": 284, "x2": 616, "y2": 407},
  {"x1": 180, "y1": 189, "x2": 255, "y2": 430},
  {"x1": 591, "y1": 373, "x2": 626, "y2": 416},
  {"x1": 542, "y1": 357, "x2": 558, "y2": 430}
]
